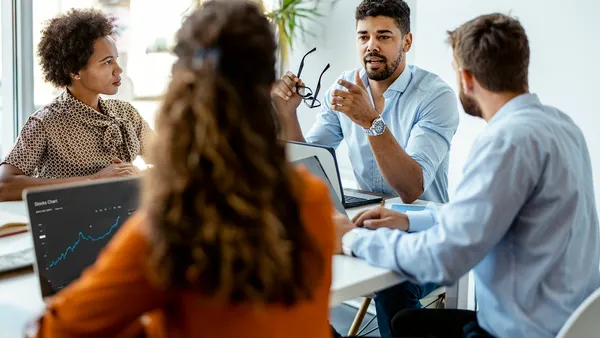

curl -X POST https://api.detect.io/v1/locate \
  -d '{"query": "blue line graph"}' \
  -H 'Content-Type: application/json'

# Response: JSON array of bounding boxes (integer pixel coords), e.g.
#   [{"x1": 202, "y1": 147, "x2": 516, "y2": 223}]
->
[{"x1": 49, "y1": 216, "x2": 121, "y2": 268}]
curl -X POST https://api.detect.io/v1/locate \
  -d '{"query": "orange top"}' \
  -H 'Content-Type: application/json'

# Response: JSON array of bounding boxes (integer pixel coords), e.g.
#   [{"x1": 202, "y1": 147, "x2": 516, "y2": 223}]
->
[{"x1": 34, "y1": 169, "x2": 334, "y2": 338}]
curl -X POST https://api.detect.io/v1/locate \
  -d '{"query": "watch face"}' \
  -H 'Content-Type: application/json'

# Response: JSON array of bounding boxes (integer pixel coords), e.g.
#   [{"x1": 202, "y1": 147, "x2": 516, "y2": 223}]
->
[
  {"x1": 373, "y1": 118, "x2": 386, "y2": 134},
  {"x1": 364, "y1": 117, "x2": 386, "y2": 136}
]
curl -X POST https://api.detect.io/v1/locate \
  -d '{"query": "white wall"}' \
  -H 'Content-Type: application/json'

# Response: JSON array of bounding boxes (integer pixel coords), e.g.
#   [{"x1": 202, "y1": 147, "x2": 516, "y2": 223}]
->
[
  {"x1": 413, "y1": 0, "x2": 600, "y2": 210},
  {"x1": 286, "y1": 0, "x2": 417, "y2": 188}
]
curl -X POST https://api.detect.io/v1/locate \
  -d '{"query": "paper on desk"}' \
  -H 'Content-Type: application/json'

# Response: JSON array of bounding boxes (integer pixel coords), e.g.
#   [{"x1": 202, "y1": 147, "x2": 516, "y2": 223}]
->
[
  {"x1": 0, "y1": 303, "x2": 41, "y2": 338},
  {"x1": 0, "y1": 210, "x2": 28, "y2": 226},
  {"x1": 0, "y1": 232, "x2": 32, "y2": 256},
  {"x1": 0, "y1": 211, "x2": 29, "y2": 238}
]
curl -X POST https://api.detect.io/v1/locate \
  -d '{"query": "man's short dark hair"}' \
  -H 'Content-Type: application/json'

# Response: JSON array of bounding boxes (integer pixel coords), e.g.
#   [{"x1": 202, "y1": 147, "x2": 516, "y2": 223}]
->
[
  {"x1": 356, "y1": 0, "x2": 411, "y2": 34},
  {"x1": 37, "y1": 8, "x2": 116, "y2": 87},
  {"x1": 448, "y1": 13, "x2": 530, "y2": 93}
]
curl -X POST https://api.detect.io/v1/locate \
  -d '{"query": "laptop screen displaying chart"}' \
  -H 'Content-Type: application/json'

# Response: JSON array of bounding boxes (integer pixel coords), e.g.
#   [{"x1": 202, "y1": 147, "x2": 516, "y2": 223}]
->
[{"x1": 24, "y1": 177, "x2": 140, "y2": 297}]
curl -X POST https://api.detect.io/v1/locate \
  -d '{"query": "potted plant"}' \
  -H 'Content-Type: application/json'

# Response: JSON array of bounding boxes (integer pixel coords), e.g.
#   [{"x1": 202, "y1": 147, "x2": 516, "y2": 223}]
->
[{"x1": 266, "y1": 0, "x2": 337, "y2": 75}]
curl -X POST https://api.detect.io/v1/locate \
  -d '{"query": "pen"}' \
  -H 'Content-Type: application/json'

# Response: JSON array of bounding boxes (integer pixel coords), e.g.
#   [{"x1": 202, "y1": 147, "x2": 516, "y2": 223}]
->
[{"x1": 380, "y1": 199, "x2": 385, "y2": 207}]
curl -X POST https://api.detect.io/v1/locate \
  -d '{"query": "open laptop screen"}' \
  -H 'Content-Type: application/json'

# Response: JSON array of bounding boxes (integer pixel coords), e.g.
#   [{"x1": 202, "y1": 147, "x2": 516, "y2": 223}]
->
[
  {"x1": 24, "y1": 177, "x2": 140, "y2": 297},
  {"x1": 292, "y1": 156, "x2": 346, "y2": 216}
]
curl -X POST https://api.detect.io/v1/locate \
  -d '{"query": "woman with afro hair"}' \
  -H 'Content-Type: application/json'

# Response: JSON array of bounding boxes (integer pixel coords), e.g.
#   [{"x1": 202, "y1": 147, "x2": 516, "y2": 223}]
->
[{"x1": 0, "y1": 8, "x2": 152, "y2": 201}]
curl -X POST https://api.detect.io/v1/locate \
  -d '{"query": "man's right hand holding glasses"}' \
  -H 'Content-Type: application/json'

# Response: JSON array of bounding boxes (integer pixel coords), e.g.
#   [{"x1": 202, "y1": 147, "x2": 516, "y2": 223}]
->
[
  {"x1": 271, "y1": 48, "x2": 330, "y2": 141},
  {"x1": 272, "y1": 47, "x2": 331, "y2": 113},
  {"x1": 271, "y1": 71, "x2": 305, "y2": 117}
]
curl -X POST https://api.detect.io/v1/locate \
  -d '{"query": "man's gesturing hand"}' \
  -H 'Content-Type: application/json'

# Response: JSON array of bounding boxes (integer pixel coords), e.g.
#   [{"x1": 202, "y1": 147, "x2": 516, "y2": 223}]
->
[{"x1": 331, "y1": 71, "x2": 380, "y2": 128}]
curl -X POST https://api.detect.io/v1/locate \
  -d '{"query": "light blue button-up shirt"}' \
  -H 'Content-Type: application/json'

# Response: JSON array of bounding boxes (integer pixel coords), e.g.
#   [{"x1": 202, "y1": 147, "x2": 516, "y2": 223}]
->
[
  {"x1": 305, "y1": 65, "x2": 459, "y2": 203},
  {"x1": 348, "y1": 93, "x2": 600, "y2": 338}
]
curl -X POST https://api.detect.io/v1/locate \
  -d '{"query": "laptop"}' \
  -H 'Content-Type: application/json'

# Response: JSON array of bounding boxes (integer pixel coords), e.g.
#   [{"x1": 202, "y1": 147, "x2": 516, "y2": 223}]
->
[
  {"x1": 286, "y1": 141, "x2": 383, "y2": 208},
  {"x1": 291, "y1": 156, "x2": 346, "y2": 216},
  {"x1": 23, "y1": 177, "x2": 140, "y2": 298}
]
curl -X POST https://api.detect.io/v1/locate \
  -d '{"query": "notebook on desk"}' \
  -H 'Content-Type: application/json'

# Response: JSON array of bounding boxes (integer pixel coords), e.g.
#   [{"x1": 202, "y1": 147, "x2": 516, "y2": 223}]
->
[
  {"x1": 390, "y1": 204, "x2": 426, "y2": 213},
  {"x1": 0, "y1": 211, "x2": 28, "y2": 238},
  {"x1": 23, "y1": 177, "x2": 140, "y2": 298}
]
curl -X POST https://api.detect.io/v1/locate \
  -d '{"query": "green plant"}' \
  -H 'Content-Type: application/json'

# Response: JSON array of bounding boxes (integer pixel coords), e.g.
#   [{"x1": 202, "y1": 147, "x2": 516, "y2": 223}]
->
[{"x1": 267, "y1": 0, "x2": 337, "y2": 73}]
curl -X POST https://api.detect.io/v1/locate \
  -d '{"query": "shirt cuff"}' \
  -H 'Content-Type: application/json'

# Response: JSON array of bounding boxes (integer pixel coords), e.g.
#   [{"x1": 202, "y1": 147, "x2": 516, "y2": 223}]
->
[
  {"x1": 407, "y1": 210, "x2": 436, "y2": 232},
  {"x1": 342, "y1": 228, "x2": 370, "y2": 256}
]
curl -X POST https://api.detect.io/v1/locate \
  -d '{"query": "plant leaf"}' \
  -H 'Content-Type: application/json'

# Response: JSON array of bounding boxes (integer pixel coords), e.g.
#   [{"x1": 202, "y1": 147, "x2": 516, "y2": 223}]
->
[{"x1": 269, "y1": 0, "x2": 338, "y2": 54}]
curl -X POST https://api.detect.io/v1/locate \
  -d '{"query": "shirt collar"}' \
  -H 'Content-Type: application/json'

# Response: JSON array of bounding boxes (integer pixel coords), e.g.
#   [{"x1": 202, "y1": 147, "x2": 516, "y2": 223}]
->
[
  {"x1": 361, "y1": 64, "x2": 412, "y2": 96},
  {"x1": 61, "y1": 90, "x2": 110, "y2": 117},
  {"x1": 488, "y1": 93, "x2": 541, "y2": 125}
]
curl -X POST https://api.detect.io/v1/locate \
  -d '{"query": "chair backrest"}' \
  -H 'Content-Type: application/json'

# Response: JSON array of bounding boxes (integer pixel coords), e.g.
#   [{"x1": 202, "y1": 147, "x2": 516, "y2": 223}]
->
[{"x1": 556, "y1": 287, "x2": 600, "y2": 338}]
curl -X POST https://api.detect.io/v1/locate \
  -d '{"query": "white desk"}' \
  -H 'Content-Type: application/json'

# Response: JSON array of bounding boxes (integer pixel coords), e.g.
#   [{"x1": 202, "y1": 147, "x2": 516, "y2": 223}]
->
[
  {"x1": 0, "y1": 198, "x2": 409, "y2": 304},
  {"x1": 0, "y1": 198, "x2": 472, "y2": 333}
]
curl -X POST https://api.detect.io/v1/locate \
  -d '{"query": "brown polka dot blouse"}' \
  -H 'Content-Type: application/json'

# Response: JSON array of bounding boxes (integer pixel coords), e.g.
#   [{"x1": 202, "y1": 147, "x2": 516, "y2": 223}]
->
[{"x1": 2, "y1": 90, "x2": 152, "y2": 179}]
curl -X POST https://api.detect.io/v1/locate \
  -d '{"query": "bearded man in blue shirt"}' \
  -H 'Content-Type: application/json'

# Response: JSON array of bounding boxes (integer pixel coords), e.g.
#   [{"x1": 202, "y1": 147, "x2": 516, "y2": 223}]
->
[{"x1": 271, "y1": 1, "x2": 460, "y2": 336}]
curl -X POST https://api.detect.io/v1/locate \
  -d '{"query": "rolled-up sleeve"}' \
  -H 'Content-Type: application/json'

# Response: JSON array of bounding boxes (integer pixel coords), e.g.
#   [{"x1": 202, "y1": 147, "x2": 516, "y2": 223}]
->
[
  {"x1": 405, "y1": 89, "x2": 459, "y2": 191},
  {"x1": 305, "y1": 81, "x2": 344, "y2": 149},
  {"x1": 2, "y1": 116, "x2": 47, "y2": 176}
]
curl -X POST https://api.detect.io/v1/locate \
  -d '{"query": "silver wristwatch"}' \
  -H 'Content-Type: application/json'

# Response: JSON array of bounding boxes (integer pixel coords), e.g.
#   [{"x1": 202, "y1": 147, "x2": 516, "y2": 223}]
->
[{"x1": 364, "y1": 116, "x2": 386, "y2": 136}]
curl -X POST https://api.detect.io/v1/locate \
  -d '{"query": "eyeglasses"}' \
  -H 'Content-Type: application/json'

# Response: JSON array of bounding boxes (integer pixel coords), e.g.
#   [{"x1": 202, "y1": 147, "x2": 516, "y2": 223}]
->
[{"x1": 296, "y1": 47, "x2": 330, "y2": 109}]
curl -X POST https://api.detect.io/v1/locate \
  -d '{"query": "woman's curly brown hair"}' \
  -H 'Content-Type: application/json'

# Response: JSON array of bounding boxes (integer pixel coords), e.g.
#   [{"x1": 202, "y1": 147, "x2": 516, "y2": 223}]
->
[
  {"x1": 37, "y1": 8, "x2": 116, "y2": 87},
  {"x1": 143, "y1": 0, "x2": 323, "y2": 306}
]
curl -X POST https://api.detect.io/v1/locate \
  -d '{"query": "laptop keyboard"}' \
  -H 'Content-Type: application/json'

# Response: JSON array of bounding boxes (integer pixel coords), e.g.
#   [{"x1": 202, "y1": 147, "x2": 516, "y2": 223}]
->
[
  {"x1": 343, "y1": 195, "x2": 371, "y2": 208},
  {"x1": 0, "y1": 247, "x2": 34, "y2": 274}
]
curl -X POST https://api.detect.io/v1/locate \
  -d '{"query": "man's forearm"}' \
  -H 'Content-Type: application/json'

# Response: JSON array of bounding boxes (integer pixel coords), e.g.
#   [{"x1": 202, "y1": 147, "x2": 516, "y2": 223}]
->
[
  {"x1": 278, "y1": 112, "x2": 306, "y2": 143},
  {"x1": 369, "y1": 130, "x2": 424, "y2": 203},
  {"x1": 0, "y1": 175, "x2": 92, "y2": 202}
]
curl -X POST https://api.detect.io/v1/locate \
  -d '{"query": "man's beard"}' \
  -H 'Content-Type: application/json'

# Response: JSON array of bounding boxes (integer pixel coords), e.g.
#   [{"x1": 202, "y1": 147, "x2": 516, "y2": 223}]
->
[
  {"x1": 459, "y1": 88, "x2": 483, "y2": 118},
  {"x1": 364, "y1": 51, "x2": 402, "y2": 81}
]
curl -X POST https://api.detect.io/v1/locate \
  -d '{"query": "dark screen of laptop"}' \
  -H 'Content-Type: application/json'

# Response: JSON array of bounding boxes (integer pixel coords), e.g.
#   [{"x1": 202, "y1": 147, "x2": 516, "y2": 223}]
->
[
  {"x1": 292, "y1": 156, "x2": 346, "y2": 215},
  {"x1": 26, "y1": 178, "x2": 140, "y2": 296}
]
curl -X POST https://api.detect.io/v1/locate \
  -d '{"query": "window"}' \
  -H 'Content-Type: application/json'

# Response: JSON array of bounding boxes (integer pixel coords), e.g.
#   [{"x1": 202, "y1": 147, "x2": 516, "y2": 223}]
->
[
  {"x1": 0, "y1": 7, "x2": 4, "y2": 154},
  {"x1": 1, "y1": 1, "x2": 17, "y2": 157},
  {"x1": 31, "y1": 0, "x2": 195, "y2": 128}
]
